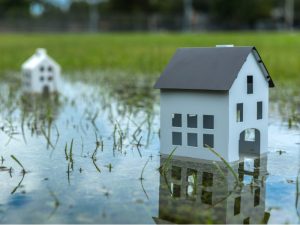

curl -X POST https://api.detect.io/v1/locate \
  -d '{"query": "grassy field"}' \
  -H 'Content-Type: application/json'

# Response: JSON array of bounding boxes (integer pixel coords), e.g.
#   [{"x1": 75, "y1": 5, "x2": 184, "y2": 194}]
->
[{"x1": 0, "y1": 32, "x2": 300, "y2": 82}]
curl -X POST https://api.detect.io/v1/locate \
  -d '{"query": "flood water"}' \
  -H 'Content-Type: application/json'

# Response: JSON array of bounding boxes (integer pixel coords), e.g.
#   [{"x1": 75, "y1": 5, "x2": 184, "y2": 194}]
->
[{"x1": 0, "y1": 73, "x2": 299, "y2": 224}]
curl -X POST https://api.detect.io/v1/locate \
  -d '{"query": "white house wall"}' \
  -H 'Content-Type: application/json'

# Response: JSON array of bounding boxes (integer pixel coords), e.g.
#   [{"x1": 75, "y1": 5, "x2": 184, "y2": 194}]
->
[
  {"x1": 160, "y1": 90, "x2": 230, "y2": 161},
  {"x1": 22, "y1": 69, "x2": 32, "y2": 93},
  {"x1": 23, "y1": 58, "x2": 60, "y2": 94},
  {"x1": 228, "y1": 52, "x2": 269, "y2": 162}
]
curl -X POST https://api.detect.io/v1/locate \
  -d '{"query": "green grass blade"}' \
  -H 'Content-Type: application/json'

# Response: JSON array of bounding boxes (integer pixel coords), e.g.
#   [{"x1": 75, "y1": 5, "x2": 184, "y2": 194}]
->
[
  {"x1": 64, "y1": 143, "x2": 68, "y2": 160},
  {"x1": 205, "y1": 145, "x2": 240, "y2": 185},
  {"x1": 140, "y1": 157, "x2": 150, "y2": 180},
  {"x1": 10, "y1": 155, "x2": 25, "y2": 171},
  {"x1": 158, "y1": 147, "x2": 177, "y2": 174}
]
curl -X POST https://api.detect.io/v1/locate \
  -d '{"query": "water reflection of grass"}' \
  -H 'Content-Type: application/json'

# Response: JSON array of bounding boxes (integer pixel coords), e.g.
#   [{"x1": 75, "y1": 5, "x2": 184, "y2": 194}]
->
[{"x1": 0, "y1": 33, "x2": 300, "y2": 82}]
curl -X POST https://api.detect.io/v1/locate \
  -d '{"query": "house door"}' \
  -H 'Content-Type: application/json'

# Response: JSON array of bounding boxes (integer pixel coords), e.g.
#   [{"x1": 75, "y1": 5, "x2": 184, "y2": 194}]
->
[
  {"x1": 239, "y1": 128, "x2": 260, "y2": 156},
  {"x1": 43, "y1": 85, "x2": 49, "y2": 96}
]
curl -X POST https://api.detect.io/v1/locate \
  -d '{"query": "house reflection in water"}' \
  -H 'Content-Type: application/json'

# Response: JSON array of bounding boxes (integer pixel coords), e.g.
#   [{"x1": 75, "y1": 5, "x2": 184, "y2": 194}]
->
[{"x1": 154, "y1": 155, "x2": 270, "y2": 224}]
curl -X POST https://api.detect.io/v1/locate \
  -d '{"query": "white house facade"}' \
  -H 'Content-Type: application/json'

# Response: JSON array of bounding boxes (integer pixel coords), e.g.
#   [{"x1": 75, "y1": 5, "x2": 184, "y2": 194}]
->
[
  {"x1": 22, "y1": 48, "x2": 61, "y2": 94},
  {"x1": 154, "y1": 46, "x2": 274, "y2": 162}
]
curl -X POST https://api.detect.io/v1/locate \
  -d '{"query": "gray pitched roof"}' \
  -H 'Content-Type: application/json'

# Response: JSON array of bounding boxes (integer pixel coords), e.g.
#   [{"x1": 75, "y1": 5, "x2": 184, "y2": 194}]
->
[{"x1": 154, "y1": 46, "x2": 274, "y2": 91}]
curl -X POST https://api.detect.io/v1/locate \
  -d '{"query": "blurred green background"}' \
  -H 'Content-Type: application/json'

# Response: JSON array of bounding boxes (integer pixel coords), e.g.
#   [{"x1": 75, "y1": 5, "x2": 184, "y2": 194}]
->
[
  {"x1": 0, "y1": 0, "x2": 300, "y2": 83},
  {"x1": 1, "y1": 33, "x2": 299, "y2": 83}
]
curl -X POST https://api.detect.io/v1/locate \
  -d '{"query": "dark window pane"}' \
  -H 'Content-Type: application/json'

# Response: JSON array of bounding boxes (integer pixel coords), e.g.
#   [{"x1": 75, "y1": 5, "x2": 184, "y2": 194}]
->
[
  {"x1": 243, "y1": 217, "x2": 250, "y2": 224},
  {"x1": 172, "y1": 183, "x2": 181, "y2": 198},
  {"x1": 247, "y1": 76, "x2": 253, "y2": 83},
  {"x1": 48, "y1": 76, "x2": 53, "y2": 81},
  {"x1": 202, "y1": 172, "x2": 213, "y2": 187},
  {"x1": 40, "y1": 76, "x2": 44, "y2": 82},
  {"x1": 234, "y1": 196, "x2": 241, "y2": 215},
  {"x1": 187, "y1": 114, "x2": 197, "y2": 128},
  {"x1": 254, "y1": 188, "x2": 260, "y2": 207},
  {"x1": 171, "y1": 166, "x2": 181, "y2": 180},
  {"x1": 172, "y1": 114, "x2": 182, "y2": 127},
  {"x1": 203, "y1": 115, "x2": 214, "y2": 129},
  {"x1": 247, "y1": 75, "x2": 253, "y2": 94},
  {"x1": 172, "y1": 132, "x2": 182, "y2": 145},
  {"x1": 203, "y1": 134, "x2": 214, "y2": 148},
  {"x1": 201, "y1": 190, "x2": 212, "y2": 205},
  {"x1": 237, "y1": 103, "x2": 243, "y2": 122},
  {"x1": 40, "y1": 66, "x2": 44, "y2": 72},
  {"x1": 257, "y1": 101, "x2": 263, "y2": 119},
  {"x1": 48, "y1": 66, "x2": 52, "y2": 72},
  {"x1": 187, "y1": 133, "x2": 197, "y2": 147}
]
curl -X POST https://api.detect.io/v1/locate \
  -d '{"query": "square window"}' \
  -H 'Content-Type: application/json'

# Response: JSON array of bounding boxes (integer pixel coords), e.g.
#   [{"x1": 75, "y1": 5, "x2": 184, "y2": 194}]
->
[
  {"x1": 201, "y1": 190, "x2": 212, "y2": 205},
  {"x1": 202, "y1": 172, "x2": 213, "y2": 187},
  {"x1": 247, "y1": 75, "x2": 253, "y2": 94},
  {"x1": 187, "y1": 114, "x2": 197, "y2": 128},
  {"x1": 237, "y1": 103, "x2": 243, "y2": 122},
  {"x1": 172, "y1": 114, "x2": 182, "y2": 127},
  {"x1": 203, "y1": 115, "x2": 214, "y2": 129},
  {"x1": 187, "y1": 133, "x2": 197, "y2": 147},
  {"x1": 171, "y1": 166, "x2": 181, "y2": 181},
  {"x1": 257, "y1": 101, "x2": 263, "y2": 120},
  {"x1": 171, "y1": 183, "x2": 181, "y2": 198},
  {"x1": 203, "y1": 134, "x2": 214, "y2": 148},
  {"x1": 254, "y1": 188, "x2": 260, "y2": 207},
  {"x1": 172, "y1": 132, "x2": 182, "y2": 145},
  {"x1": 234, "y1": 196, "x2": 241, "y2": 215}
]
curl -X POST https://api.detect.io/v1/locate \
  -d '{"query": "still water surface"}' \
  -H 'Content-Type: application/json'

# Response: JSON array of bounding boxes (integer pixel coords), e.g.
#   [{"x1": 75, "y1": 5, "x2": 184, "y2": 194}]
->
[{"x1": 0, "y1": 75, "x2": 299, "y2": 223}]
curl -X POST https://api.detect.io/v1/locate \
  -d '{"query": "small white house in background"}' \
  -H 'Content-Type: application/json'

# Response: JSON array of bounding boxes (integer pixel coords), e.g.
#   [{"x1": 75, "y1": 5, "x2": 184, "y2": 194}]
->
[
  {"x1": 154, "y1": 45, "x2": 275, "y2": 162},
  {"x1": 21, "y1": 48, "x2": 61, "y2": 94}
]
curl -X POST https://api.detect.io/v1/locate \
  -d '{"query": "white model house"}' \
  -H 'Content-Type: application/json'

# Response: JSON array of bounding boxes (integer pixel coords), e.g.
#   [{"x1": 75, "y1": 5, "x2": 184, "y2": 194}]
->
[
  {"x1": 21, "y1": 48, "x2": 61, "y2": 94},
  {"x1": 154, "y1": 46, "x2": 275, "y2": 162}
]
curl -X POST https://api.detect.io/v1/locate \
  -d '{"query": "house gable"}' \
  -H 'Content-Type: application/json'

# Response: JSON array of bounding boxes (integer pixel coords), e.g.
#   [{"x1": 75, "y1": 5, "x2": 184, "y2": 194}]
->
[
  {"x1": 22, "y1": 49, "x2": 60, "y2": 72},
  {"x1": 227, "y1": 52, "x2": 270, "y2": 162}
]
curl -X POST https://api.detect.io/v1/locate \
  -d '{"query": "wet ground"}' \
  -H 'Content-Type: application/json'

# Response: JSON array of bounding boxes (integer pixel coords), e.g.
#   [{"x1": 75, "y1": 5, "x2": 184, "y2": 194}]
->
[{"x1": 0, "y1": 72, "x2": 299, "y2": 224}]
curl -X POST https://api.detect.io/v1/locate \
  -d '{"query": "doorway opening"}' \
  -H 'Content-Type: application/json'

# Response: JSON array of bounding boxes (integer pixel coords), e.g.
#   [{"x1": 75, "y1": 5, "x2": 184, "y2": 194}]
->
[
  {"x1": 43, "y1": 85, "x2": 49, "y2": 96},
  {"x1": 239, "y1": 128, "x2": 260, "y2": 157}
]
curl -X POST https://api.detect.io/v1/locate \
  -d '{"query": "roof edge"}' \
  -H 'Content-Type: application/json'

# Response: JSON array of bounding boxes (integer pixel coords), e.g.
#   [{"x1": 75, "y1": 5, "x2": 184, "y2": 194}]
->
[{"x1": 251, "y1": 47, "x2": 275, "y2": 88}]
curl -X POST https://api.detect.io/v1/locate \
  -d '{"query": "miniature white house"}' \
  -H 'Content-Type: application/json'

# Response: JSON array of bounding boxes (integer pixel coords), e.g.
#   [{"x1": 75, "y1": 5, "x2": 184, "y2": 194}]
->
[
  {"x1": 154, "y1": 46, "x2": 275, "y2": 162},
  {"x1": 21, "y1": 48, "x2": 61, "y2": 94}
]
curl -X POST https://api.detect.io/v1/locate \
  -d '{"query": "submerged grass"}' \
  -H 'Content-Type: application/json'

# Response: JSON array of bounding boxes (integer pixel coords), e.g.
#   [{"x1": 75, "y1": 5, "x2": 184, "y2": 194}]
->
[
  {"x1": 139, "y1": 157, "x2": 150, "y2": 181},
  {"x1": 10, "y1": 155, "x2": 26, "y2": 194},
  {"x1": 10, "y1": 155, "x2": 26, "y2": 173},
  {"x1": 296, "y1": 169, "x2": 300, "y2": 220}
]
